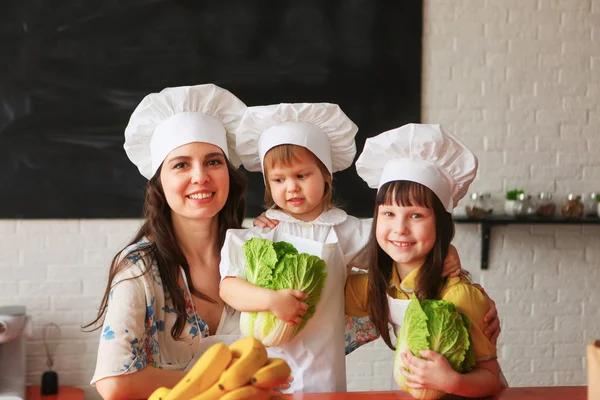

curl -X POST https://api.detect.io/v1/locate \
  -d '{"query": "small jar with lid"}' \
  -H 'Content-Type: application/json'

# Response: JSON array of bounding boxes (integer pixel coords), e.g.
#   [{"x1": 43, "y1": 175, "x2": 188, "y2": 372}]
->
[
  {"x1": 516, "y1": 193, "x2": 536, "y2": 217},
  {"x1": 583, "y1": 192, "x2": 598, "y2": 217},
  {"x1": 561, "y1": 193, "x2": 584, "y2": 219},
  {"x1": 536, "y1": 192, "x2": 556, "y2": 217},
  {"x1": 465, "y1": 192, "x2": 489, "y2": 219}
]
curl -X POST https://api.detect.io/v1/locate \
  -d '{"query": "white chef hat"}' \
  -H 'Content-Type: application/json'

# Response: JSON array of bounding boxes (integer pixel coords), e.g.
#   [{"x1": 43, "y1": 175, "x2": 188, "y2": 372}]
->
[
  {"x1": 235, "y1": 103, "x2": 358, "y2": 174},
  {"x1": 124, "y1": 84, "x2": 246, "y2": 179},
  {"x1": 355, "y1": 123, "x2": 478, "y2": 213}
]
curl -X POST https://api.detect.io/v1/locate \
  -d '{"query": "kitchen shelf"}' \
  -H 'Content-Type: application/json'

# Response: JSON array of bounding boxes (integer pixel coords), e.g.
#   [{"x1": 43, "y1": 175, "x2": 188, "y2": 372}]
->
[{"x1": 453, "y1": 215, "x2": 600, "y2": 269}]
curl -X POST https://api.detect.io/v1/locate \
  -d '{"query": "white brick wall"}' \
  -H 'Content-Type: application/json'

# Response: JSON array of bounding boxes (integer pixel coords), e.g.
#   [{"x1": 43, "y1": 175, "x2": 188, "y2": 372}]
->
[{"x1": 1, "y1": 0, "x2": 599, "y2": 397}]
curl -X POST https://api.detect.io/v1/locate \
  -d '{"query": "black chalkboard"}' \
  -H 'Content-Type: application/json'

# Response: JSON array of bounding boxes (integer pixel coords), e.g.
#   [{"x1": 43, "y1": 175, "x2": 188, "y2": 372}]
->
[{"x1": 0, "y1": 0, "x2": 422, "y2": 218}]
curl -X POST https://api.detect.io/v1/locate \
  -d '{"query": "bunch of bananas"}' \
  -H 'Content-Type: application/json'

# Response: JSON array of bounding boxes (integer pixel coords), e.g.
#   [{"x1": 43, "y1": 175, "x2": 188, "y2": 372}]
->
[{"x1": 149, "y1": 337, "x2": 291, "y2": 400}]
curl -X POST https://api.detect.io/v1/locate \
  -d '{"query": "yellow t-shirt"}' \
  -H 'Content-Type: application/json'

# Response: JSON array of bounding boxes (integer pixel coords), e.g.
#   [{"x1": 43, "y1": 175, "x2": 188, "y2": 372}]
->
[{"x1": 345, "y1": 267, "x2": 497, "y2": 362}]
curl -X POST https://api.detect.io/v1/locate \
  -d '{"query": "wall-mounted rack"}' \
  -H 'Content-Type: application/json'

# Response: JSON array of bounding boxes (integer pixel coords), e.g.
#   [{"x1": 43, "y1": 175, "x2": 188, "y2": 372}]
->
[{"x1": 453, "y1": 215, "x2": 600, "y2": 269}]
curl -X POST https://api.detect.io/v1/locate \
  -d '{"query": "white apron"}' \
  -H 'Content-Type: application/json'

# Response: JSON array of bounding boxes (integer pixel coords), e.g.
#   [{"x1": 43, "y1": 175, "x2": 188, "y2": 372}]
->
[{"x1": 268, "y1": 231, "x2": 347, "y2": 393}]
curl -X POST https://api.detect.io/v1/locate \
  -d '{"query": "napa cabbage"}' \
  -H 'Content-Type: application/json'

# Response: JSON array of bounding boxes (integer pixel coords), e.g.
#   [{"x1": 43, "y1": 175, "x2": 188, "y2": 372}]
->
[
  {"x1": 393, "y1": 294, "x2": 476, "y2": 399},
  {"x1": 240, "y1": 237, "x2": 327, "y2": 347}
]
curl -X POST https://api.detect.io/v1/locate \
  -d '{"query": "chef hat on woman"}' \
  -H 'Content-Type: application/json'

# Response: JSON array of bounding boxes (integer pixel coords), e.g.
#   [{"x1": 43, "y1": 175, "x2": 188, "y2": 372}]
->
[
  {"x1": 235, "y1": 103, "x2": 358, "y2": 175},
  {"x1": 356, "y1": 123, "x2": 478, "y2": 213},
  {"x1": 124, "y1": 84, "x2": 246, "y2": 179}
]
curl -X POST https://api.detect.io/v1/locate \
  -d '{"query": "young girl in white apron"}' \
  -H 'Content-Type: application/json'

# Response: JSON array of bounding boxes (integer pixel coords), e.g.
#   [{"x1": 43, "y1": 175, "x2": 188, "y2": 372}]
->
[{"x1": 345, "y1": 123, "x2": 504, "y2": 397}]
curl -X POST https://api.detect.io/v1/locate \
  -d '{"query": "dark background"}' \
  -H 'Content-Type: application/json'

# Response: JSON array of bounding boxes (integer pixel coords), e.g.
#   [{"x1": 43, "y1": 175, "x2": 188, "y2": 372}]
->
[{"x1": 0, "y1": 0, "x2": 422, "y2": 218}]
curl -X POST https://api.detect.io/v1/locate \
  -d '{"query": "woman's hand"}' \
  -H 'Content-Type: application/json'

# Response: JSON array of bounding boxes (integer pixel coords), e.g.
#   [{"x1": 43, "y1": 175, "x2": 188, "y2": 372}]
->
[
  {"x1": 399, "y1": 350, "x2": 459, "y2": 394},
  {"x1": 270, "y1": 289, "x2": 308, "y2": 326},
  {"x1": 273, "y1": 376, "x2": 293, "y2": 392},
  {"x1": 442, "y1": 245, "x2": 463, "y2": 278},
  {"x1": 473, "y1": 284, "x2": 501, "y2": 344},
  {"x1": 253, "y1": 212, "x2": 279, "y2": 229}
]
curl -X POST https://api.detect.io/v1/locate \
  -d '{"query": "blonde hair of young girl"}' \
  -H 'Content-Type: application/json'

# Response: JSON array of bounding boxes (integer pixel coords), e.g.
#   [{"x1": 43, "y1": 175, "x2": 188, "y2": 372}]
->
[{"x1": 262, "y1": 144, "x2": 335, "y2": 211}]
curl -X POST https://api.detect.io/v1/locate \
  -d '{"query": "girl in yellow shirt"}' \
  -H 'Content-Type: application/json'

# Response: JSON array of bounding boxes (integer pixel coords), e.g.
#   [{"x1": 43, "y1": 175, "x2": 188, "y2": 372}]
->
[{"x1": 346, "y1": 124, "x2": 502, "y2": 398}]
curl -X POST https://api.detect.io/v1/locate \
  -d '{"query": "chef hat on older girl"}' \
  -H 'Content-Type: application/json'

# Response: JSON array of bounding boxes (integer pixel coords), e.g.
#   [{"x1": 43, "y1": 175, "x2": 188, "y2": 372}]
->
[
  {"x1": 355, "y1": 123, "x2": 478, "y2": 213},
  {"x1": 124, "y1": 84, "x2": 246, "y2": 179},
  {"x1": 234, "y1": 103, "x2": 358, "y2": 175}
]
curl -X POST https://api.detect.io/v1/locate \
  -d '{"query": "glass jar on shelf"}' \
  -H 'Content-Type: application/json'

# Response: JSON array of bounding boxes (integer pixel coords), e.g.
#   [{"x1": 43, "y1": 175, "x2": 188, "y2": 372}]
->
[
  {"x1": 465, "y1": 192, "x2": 490, "y2": 219},
  {"x1": 536, "y1": 192, "x2": 556, "y2": 217},
  {"x1": 561, "y1": 193, "x2": 584, "y2": 219},
  {"x1": 516, "y1": 193, "x2": 536, "y2": 217},
  {"x1": 583, "y1": 192, "x2": 598, "y2": 217}
]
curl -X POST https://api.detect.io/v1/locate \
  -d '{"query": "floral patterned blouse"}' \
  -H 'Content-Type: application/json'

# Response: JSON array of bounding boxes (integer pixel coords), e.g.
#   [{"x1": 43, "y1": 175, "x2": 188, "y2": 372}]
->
[{"x1": 90, "y1": 238, "x2": 238, "y2": 384}]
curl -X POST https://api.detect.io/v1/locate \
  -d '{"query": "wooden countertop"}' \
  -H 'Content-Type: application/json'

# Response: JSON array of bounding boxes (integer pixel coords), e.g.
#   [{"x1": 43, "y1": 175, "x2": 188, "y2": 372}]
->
[{"x1": 281, "y1": 386, "x2": 586, "y2": 399}]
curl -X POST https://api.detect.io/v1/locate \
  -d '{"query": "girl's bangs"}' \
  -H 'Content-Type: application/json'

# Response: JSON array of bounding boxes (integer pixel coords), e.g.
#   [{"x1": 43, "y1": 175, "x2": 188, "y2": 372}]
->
[{"x1": 378, "y1": 181, "x2": 433, "y2": 209}]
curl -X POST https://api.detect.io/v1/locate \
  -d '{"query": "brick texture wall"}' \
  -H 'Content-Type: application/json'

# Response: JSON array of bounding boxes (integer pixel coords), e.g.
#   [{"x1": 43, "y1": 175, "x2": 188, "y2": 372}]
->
[{"x1": 1, "y1": 0, "x2": 599, "y2": 397}]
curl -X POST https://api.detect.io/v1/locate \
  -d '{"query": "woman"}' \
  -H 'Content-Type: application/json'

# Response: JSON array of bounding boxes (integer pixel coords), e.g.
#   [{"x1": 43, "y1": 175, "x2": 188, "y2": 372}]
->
[{"x1": 85, "y1": 84, "x2": 247, "y2": 400}]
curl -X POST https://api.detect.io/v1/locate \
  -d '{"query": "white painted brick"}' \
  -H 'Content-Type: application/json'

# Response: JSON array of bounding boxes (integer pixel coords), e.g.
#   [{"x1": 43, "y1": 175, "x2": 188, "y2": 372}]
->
[
  {"x1": 22, "y1": 249, "x2": 84, "y2": 265},
  {"x1": 426, "y1": 21, "x2": 484, "y2": 37},
  {"x1": 0, "y1": 249, "x2": 18, "y2": 266},
  {"x1": 531, "y1": 165, "x2": 582, "y2": 180},
  {"x1": 557, "y1": 151, "x2": 600, "y2": 166},
  {"x1": 12, "y1": 265, "x2": 47, "y2": 280},
  {"x1": 504, "y1": 345, "x2": 554, "y2": 359},
  {"x1": 0, "y1": 267, "x2": 12, "y2": 279},
  {"x1": 46, "y1": 232, "x2": 108, "y2": 249},
  {"x1": 535, "y1": 329, "x2": 586, "y2": 344},
  {"x1": 555, "y1": 371, "x2": 586, "y2": 385},
  {"x1": 533, "y1": 356, "x2": 583, "y2": 372},
  {"x1": 0, "y1": 282, "x2": 19, "y2": 296},
  {"x1": 501, "y1": 358, "x2": 533, "y2": 373},
  {"x1": 538, "y1": 138, "x2": 588, "y2": 152},
  {"x1": 483, "y1": 80, "x2": 535, "y2": 96},
  {"x1": 511, "y1": 93, "x2": 562, "y2": 111},
  {"x1": 0, "y1": 234, "x2": 45, "y2": 250},
  {"x1": 505, "y1": 371, "x2": 555, "y2": 386},
  {"x1": 508, "y1": 288, "x2": 558, "y2": 303},
  {"x1": 555, "y1": 343, "x2": 587, "y2": 358},
  {"x1": 486, "y1": 22, "x2": 536, "y2": 39},
  {"x1": 48, "y1": 265, "x2": 107, "y2": 280},
  {"x1": 500, "y1": 331, "x2": 535, "y2": 346},
  {"x1": 423, "y1": 2, "x2": 456, "y2": 22},
  {"x1": 484, "y1": 109, "x2": 536, "y2": 125},
  {"x1": 17, "y1": 220, "x2": 80, "y2": 234},
  {"x1": 509, "y1": 40, "x2": 561, "y2": 57},
  {"x1": 538, "y1": 53, "x2": 591, "y2": 70},
  {"x1": 53, "y1": 296, "x2": 100, "y2": 311},
  {"x1": 556, "y1": 179, "x2": 600, "y2": 194},
  {"x1": 29, "y1": 310, "x2": 82, "y2": 326},
  {"x1": 19, "y1": 281, "x2": 81, "y2": 297},
  {"x1": 453, "y1": 63, "x2": 506, "y2": 81},
  {"x1": 79, "y1": 219, "x2": 142, "y2": 234},
  {"x1": 533, "y1": 302, "x2": 582, "y2": 317},
  {"x1": 486, "y1": 137, "x2": 536, "y2": 151},
  {"x1": 537, "y1": 109, "x2": 588, "y2": 125},
  {"x1": 0, "y1": 221, "x2": 17, "y2": 234},
  {"x1": 346, "y1": 361, "x2": 373, "y2": 377},
  {"x1": 459, "y1": 92, "x2": 509, "y2": 109},
  {"x1": 582, "y1": 166, "x2": 600, "y2": 179}
]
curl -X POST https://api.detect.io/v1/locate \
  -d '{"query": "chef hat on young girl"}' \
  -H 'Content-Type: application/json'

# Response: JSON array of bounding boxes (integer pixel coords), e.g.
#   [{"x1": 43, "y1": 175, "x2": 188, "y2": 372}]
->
[
  {"x1": 355, "y1": 123, "x2": 478, "y2": 213},
  {"x1": 235, "y1": 103, "x2": 358, "y2": 174},
  {"x1": 124, "y1": 84, "x2": 246, "y2": 179}
]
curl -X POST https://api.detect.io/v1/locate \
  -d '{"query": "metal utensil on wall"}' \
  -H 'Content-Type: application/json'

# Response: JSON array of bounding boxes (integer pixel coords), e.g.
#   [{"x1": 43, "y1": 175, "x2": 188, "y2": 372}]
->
[{"x1": 41, "y1": 323, "x2": 61, "y2": 395}]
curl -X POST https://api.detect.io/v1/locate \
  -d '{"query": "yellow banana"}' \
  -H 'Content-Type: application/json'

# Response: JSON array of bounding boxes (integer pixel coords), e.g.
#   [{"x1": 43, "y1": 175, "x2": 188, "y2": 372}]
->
[
  {"x1": 165, "y1": 342, "x2": 232, "y2": 400},
  {"x1": 188, "y1": 380, "x2": 223, "y2": 400},
  {"x1": 219, "y1": 385, "x2": 271, "y2": 400},
  {"x1": 148, "y1": 387, "x2": 171, "y2": 400},
  {"x1": 250, "y1": 358, "x2": 291, "y2": 389},
  {"x1": 218, "y1": 337, "x2": 268, "y2": 391}
]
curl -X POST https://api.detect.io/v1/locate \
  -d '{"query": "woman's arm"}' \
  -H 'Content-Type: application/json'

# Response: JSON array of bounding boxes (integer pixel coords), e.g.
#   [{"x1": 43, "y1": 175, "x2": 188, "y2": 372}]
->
[
  {"x1": 96, "y1": 365, "x2": 185, "y2": 400},
  {"x1": 400, "y1": 350, "x2": 501, "y2": 398},
  {"x1": 220, "y1": 277, "x2": 309, "y2": 326}
]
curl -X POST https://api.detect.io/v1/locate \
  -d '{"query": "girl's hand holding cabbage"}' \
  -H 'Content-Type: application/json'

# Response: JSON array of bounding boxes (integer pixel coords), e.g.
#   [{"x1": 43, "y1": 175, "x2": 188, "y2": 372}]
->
[
  {"x1": 241, "y1": 238, "x2": 327, "y2": 347},
  {"x1": 269, "y1": 288, "x2": 309, "y2": 327},
  {"x1": 394, "y1": 294, "x2": 476, "y2": 400}
]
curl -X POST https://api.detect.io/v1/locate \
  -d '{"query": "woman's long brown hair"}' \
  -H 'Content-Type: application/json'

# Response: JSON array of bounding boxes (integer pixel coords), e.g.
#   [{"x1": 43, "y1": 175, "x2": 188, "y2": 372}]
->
[
  {"x1": 366, "y1": 181, "x2": 454, "y2": 350},
  {"x1": 83, "y1": 158, "x2": 246, "y2": 340}
]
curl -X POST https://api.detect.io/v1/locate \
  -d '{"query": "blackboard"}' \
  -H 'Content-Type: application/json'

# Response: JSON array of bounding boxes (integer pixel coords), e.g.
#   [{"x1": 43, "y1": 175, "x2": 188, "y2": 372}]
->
[{"x1": 0, "y1": 0, "x2": 422, "y2": 218}]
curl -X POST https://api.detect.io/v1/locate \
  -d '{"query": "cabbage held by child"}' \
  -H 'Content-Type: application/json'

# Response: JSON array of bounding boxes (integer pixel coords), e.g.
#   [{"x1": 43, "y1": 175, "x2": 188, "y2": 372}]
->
[
  {"x1": 394, "y1": 294, "x2": 476, "y2": 400},
  {"x1": 240, "y1": 238, "x2": 327, "y2": 347}
]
